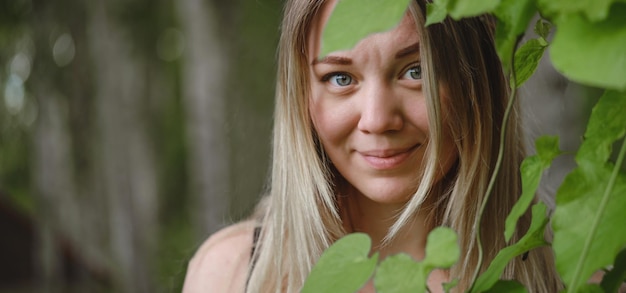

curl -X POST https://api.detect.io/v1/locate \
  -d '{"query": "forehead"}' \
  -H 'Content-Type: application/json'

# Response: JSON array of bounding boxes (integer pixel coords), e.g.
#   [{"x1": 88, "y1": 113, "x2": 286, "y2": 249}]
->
[{"x1": 307, "y1": 1, "x2": 420, "y2": 62}]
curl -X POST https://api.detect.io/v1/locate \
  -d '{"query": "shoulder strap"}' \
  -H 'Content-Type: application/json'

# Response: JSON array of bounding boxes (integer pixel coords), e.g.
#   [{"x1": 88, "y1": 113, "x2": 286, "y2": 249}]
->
[
  {"x1": 251, "y1": 226, "x2": 261, "y2": 258},
  {"x1": 246, "y1": 226, "x2": 262, "y2": 289}
]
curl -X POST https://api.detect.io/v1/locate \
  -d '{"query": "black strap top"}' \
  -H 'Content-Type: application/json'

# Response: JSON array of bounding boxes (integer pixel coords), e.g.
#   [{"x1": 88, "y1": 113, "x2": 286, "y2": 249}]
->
[{"x1": 246, "y1": 226, "x2": 262, "y2": 288}]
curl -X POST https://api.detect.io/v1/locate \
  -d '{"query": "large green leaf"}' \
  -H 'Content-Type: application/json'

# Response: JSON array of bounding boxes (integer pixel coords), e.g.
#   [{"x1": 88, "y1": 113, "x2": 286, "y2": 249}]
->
[
  {"x1": 471, "y1": 203, "x2": 549, "y2": 293},
  {"x1": 320, "y1": 0, "x2": 411, "y2": 58},
  {"x1": 302, "y1": 233, "x2": 378, "y2": 293},
  {"x1": 425, "y1": 0, "x2": 450, "y2": 26},
  {"x1": 448, "y1": 0, "x2": 501, "y2": 19},
  {"x1": 492, "y1": 0, "x2": 537, "y2": 69},
  {"x1": 422, "y1": 227, "x2": 460, "y2": 268},
  {"x1": 576, "y1": 284, "x2": 606, "y2": 293},
  {"x1": 374, "y1": 254, "x2": 427, "y2": 293},
  {"x1": 552, "y1": 90, "x2": 626, "y2": 292},
  {"x1": 483, "y1": 280, "x2": 528, "y2": 293},
  {"x1": 576, "y1": 90, "x2": 626, "y2": 165},
  {"x1": 374, "y1": 227, "x2": 459, "y2": 293},
  {"x1": 600, "y1": 248, "x2": 626, "y2": 293},
  {"x1": 537, "y1": 0, "x2": 626, "y2": 22},
  {"x1": 549, "y1": 4, "x2": 626, "y2": 91},
  {"x1": 504, "y1": 136, "x2": 560, "y2": 241}
]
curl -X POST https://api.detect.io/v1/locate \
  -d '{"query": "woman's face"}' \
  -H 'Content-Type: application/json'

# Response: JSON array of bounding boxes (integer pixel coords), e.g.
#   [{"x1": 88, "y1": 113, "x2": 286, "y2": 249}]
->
[{"x1": 307, "y1": 2, "x2": 457, "y2": 204}]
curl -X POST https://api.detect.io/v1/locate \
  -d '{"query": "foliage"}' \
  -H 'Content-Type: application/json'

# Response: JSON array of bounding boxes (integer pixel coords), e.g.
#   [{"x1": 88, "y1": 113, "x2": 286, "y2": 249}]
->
[
  {"x1": 504, "y1": 136, "x2": 559, "y2": 241},
  {"x1": 373, "y1": 228, "x2": 459, "y2": 293},
  {"x1": 302, "y1": 233, "x2": 379, "y2": 293},
  {"x1": 471, "y1": 203, "x2": 548, "y2": 293},
  {"x1": 304, "y1": 0, "x2": 626, "y2": 292},
  {"x1": 552, "y1": 90, "x2": 626, "y2": 292},
  {"x1": 319, "y1": 0, "x2": 411, "y2": 58}
]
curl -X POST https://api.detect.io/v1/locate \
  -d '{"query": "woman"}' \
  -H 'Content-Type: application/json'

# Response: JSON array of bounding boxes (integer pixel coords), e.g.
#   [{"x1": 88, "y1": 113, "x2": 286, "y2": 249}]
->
[{"x1": 182, "y1": 0, "x2": 562, "y2": 292}]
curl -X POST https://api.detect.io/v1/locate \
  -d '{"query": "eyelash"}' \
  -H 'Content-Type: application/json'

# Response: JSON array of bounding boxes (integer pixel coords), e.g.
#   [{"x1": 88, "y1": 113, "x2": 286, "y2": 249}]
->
[
  {"x1": 321, "y1": 72, "x2": 350, "y2": 82},
  {"x1": 401, "y1": 63, "x2": 422, "y2": 80}
]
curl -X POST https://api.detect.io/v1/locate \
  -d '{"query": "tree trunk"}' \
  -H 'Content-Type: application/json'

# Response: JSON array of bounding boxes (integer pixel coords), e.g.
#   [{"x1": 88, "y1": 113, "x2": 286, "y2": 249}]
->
[
  {"x1": 176, "y1": 0, "x2": 230, "y2": 239},
  {"x1": 87, "y1": 0, "x2": 158, "y2": 291}
]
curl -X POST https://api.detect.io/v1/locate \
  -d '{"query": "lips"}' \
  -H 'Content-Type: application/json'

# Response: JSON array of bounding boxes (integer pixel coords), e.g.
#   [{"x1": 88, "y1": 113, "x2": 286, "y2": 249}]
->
[{"x1": 359, "y1": 145, "x2": 419, "y2": 170}]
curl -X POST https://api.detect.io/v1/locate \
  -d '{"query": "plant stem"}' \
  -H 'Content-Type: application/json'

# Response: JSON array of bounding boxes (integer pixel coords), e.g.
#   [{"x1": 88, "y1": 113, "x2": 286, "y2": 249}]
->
[
  {"x1": 468, "y1": 70, "x2": 518, "y2": 291},
  {"x1": 569, "y1": 135, "x2": 626, "y2": 292}
]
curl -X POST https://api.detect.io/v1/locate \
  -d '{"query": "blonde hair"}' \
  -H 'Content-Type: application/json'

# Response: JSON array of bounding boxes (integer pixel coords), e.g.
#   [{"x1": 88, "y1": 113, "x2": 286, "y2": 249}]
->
[{"x1": 246, "y1": 0, "x2": 562, "y2": 292}]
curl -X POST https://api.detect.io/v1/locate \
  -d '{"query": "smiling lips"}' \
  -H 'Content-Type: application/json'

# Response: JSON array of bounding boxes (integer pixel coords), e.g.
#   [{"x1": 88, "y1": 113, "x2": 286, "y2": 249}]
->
[{"x1": 359, "y1": 145, "x2": 420, "y2": 170}]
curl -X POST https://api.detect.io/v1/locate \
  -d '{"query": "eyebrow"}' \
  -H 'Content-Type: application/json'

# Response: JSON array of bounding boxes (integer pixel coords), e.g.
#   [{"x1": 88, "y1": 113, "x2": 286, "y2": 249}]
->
[
  {"x1": 311, "y1": 42, "x2": 420, "y2": 65},
  {"x1": 395, "y1": 42, "x2": 420, "y2": 59},
  {"x1": 311, "y1": 55, "x2": 352, "y2": 65}
]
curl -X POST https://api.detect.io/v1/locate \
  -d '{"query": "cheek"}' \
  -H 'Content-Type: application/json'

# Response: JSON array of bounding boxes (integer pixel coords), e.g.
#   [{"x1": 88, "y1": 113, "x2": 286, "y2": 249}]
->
[
  {"x1": 415, "y1": 104, "x2": 430, "y2": 130},
  {"x1": 404, "y1": 98, "x2": 430, "y2": 133},
  {"x1": 309, "y1": 96, "x2": 356, "y2": 145}
]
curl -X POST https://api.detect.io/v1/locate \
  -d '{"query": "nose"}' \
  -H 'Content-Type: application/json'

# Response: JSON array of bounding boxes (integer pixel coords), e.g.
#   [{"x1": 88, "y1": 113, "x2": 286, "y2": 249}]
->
[{"x1": 357, "y1": 81, "x2": 403, "y2": 134}]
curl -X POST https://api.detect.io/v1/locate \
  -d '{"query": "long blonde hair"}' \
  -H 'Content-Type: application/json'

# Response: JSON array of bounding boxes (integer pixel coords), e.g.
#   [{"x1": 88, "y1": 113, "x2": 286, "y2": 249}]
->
[{"x1": 246, "y1": 1, "x2": 562, "y2": 292}]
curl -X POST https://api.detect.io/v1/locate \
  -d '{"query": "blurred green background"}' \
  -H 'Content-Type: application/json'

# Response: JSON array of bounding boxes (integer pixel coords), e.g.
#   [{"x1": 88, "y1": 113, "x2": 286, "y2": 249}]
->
[{"x1": 0, "y1": 0, "x2": 281, "y2": 292}]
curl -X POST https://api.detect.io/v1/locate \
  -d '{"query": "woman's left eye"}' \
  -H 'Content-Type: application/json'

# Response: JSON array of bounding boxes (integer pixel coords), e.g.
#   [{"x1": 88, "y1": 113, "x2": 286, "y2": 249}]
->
[{"x1": 402, "y1": 65, "x2": 422, "y2": 80}]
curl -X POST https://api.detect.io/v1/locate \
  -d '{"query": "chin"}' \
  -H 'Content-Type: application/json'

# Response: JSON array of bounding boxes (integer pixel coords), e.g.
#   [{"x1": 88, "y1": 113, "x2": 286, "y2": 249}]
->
[{"x1": 358, "y1": 184, "x2": 418, "y2": 205}]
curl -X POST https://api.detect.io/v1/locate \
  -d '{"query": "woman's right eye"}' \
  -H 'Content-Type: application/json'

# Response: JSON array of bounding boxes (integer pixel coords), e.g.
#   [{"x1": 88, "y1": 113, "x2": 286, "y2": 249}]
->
[{"x1": 322, "y1": 73, "x2": 353, "y2": 87}]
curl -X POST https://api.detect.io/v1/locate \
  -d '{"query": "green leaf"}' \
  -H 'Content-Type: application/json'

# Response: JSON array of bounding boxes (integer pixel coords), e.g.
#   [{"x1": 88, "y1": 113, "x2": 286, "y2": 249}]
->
[
  {"x1": 505, "y1": 136, "x2": 560, "y2": 241},
  {"x1": 471, "y1": 203, "x2": 549, "y2": 293},
  {"x1": 550, "y1": 4, "x2": 626, "y2": 91},
  {"x1": 534, "y1": 18, "x2": 552, "y2": 41},
  {"x1": 537, "y1": 0, "x2": 626, "y2": 22},
  {"x1": 493, "y1": 0, "x2": 537, "y2": 70},
  {"x1": 513, "y1": 38, "x2": 548, "y2": 87},
  {"x1": 576, "y1": 90, "x2": 626, "y2": 165},
  {"x1": 552, "y1": 90, "x2": 626, "y2": 292},
  {"x1": 600, "y1": 248, "x2": 626, "y2": 293},
  {"x1": 483, "y1": 280, "x2": 528, "y2": 293},
  {"x1": 374, "y1": 254, "x2": 427, "y2": 293},
  {"x1": 553, "y1": 166, "x2": 626, "y2": 292},
  {"x1": 425, "y1": 0, "x2": 450, "y2": 26},
  {"x1": 576, "y1": 284, "x2": 605, "y2": 293},
  {"x1": 302, "y1": 233, "x2": 378, "y2": 293},
  {"x1": 448, "y1": 0, "x2": 501, "y2": 19},
  {"x1": 320, "y1": 0, "x2": 411, "y2": 58},
  {"x1": 533, "y1": 18, "x2": 552, "y2": 40},
  {"x1": 422, "y1": 227, "x2": 460, "y2": 268},
  {"x1": 374, "y1": 227, "x2": 459, "y2": 293}
]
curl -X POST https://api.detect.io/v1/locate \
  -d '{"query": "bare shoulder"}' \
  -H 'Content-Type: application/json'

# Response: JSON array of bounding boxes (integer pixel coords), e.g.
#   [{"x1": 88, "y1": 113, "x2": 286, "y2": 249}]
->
[{"x1": 182, "y1": 220, "x2": 257, "y2": 293}]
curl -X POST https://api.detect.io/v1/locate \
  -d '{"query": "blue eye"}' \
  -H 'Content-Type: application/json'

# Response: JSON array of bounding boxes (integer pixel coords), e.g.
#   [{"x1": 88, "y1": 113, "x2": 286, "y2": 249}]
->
[
  {"x1": 324, "y1": 73, "x2": 353, "y2": 87},
  {"x1": 403, "y1": 65, "x2": 422, "y2": 80}
]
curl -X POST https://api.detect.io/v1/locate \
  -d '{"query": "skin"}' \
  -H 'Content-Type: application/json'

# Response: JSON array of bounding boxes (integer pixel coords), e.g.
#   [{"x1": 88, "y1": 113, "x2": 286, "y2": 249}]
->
[
  {"x1": 307, "y1": 1, "x2": 457, "y2": 291},
  {"x1": 181, "y1": 220, "x2": 255, "y2": 293}
]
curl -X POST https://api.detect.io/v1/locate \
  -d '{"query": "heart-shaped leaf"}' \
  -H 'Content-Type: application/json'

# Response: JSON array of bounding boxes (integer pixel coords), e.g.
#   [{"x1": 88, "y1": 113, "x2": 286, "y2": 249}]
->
[
  {"x1": 302, "y1": 233, "x2": 379, "y2": 293},
  {"x1": 550, "y1": 4, "x2": 626, "y2": 91},
  {"x1": 320, "y1": 0, "x2": 411, "y2": 58}
]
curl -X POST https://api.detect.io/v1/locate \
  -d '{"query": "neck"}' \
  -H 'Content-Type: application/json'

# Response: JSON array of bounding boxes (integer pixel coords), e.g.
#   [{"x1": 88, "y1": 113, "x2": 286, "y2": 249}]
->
[{"x1": 340, "y1": 187, "x2": 431, "y2": 261}]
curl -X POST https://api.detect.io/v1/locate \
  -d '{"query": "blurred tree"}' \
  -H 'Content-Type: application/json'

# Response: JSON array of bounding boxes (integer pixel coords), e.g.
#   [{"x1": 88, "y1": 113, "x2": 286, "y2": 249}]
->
[
  {"x1": 87, "y1": 0, "x2": 160, "y2": 291},
  {"x1": 176, "y1": 0, "x2": 230, "y2": 243},
  {"x1": 0, "y1": 0, "x2": 281, "y2": 292}
]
